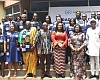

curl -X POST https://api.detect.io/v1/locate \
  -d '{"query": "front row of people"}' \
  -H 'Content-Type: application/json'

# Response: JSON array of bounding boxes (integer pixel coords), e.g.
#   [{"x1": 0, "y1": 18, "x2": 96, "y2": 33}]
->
[{"x1": 0, "y1": 19, "x2": 99, "y2": 80}]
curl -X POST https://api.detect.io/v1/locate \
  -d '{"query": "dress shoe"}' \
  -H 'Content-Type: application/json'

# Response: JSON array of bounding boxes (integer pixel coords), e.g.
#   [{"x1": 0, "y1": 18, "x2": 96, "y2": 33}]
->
[
  {"x1": 62, "y1": 75, "x2": 65, "y2": 78},
  {"x1": 96, "y1": 75, "x2": 99, "y2": 79},
  {"x1": 89, "y1": 75, "x2": 95, "y2": 78},
  {"x1": 56, "y1": 75, "x2": 59, "y2": 78},
  {"x1": 41, "y1": 74, "x2": 45, "y2": 79},
  {"x1": 46, "y1": 74, "x2": 52, "y2": 78},
  {"x1": 1, "y1": 74, "x2": 5, "y2": 77}
]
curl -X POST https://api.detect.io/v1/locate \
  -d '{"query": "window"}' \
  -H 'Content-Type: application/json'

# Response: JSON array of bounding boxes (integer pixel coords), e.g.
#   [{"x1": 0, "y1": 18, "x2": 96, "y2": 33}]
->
[
  {"x1": 6, "y1": 4, "x2": 20, "y2": 19},
  {"x1": 89, "y1": 0, "x2": 100, "y2": 6},
  {"x1": 13, "y1": 13, "x2": 20, "y2": 20},
  {"x1": 50, "y1": 0, "x2": 88, "y2": 7},
  {"x1": 30, "y1": 2, "x2": 49, "y2": 12},
  {"x1": 6, "y1": 7, "x2": 12, "y2": 15},
  {"x1": 13, "y1": 4, "x2": 20, "y2": 13}
]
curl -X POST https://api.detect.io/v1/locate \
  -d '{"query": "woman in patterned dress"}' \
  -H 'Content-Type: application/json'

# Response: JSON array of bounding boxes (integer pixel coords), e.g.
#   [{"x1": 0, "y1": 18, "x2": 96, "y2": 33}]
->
[
  {"x1": 69, "y1": 24, "x2": 87, "y2": 80},
  {"x1": 51, "y1": 22, "x2": 68, "y2": 78}
]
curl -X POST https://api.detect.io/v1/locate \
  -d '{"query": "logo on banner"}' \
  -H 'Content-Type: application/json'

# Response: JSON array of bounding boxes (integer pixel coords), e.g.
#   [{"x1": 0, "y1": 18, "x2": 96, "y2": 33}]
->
[{"x1": 65, "y1": 10, "x2": 72, "y2": 15}]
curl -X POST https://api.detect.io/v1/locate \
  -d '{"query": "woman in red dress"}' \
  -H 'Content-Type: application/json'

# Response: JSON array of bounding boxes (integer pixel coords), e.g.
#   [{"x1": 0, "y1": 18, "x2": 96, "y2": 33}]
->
[{"x1": 51, "y1": 22, "x2": 68, "y2": 78}]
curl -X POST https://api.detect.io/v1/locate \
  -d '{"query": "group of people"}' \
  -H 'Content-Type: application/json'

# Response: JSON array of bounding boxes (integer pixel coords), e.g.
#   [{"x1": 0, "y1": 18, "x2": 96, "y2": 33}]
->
[{"x1": 0, "y1": 11, "x2": 100, "y2": 80}]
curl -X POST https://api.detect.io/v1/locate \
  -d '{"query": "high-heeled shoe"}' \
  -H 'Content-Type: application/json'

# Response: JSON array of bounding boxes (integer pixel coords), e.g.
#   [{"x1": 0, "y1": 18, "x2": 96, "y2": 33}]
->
[
  {"x1": 13, "y1": 72, "x2": 17, "y2": 77},
  {"x1": 56, "y1": 74, "x2": 59, "y2": 78},
  {"x1": 7, "y1": 73, "x2": 11, "y2": 79},
  {"x1": 62, "y1": 75, "x2": 65, "y2": 78},
  {"x1": 1, "y1": 74, "x2": 5, "y2": 77},
  {"x1": 23, "y1": 74, "x2": 28, "y2": 79}
]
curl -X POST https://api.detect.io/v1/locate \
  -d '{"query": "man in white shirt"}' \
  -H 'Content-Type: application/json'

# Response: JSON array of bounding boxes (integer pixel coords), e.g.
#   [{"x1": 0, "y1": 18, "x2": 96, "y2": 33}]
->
[{"x1": 86, "y1": 19, "x2": 100, "y2": 79}]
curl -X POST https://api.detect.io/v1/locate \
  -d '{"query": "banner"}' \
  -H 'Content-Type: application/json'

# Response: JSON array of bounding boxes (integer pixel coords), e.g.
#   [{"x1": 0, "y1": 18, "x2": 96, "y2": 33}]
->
[{"x1": 49, "y1": 6, "x2": 100, "y2": 26}]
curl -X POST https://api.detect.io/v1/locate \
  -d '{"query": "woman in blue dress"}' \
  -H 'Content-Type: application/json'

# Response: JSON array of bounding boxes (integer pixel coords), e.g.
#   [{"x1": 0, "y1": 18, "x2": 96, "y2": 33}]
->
[{"x1": 4, "y1": 23, "x2": 20, "y2": 78}]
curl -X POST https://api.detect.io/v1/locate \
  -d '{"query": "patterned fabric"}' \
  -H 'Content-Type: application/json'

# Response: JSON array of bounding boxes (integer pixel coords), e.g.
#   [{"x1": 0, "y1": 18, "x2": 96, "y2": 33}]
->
[
  {"x1": 3, "y1": 21, "x2": 16, "y2": 34},
  {"x1": 51, "y1": 31, "x2": 68, "y2": 74},
  {"x1": 22, "y1": 29, "x2": 31, "y2": 52},
  {"x1": 53, "y1": 45, "x2": 66, "y2": 74},
  {"x1": 22, "y1": 50, "x2": 37, "y2": 75},
  {"x1": 18, "y1": 27, "x2": 37, "y2": 75},
  {"x1": 69, "y1": 32, "x2": 86, "y2": 80},
  {"x1": 17, "y1": 21, "x2": 26, "y2": 32},
  {"x1": 35, "y1": 29, "x2": 52, "y2": 54},
  {"x1": 31, "y1": 21, "x2": 42, "y2": 30},
  {"x1": 65, "y1": 26, "x2": 74, "y2": 38},
  {"x1": 18, "y1": 28, "x2": 36, "y2": 52},
  {"x1": 0, "y1": 34, "x2": 4, "y2": 57}
]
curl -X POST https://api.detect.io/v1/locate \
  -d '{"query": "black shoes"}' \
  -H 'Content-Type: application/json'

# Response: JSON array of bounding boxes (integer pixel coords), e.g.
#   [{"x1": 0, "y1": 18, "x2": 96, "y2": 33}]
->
[
  {"x1": 1, "y1": 74, "x2": 5, "y2": 77},
  {"x1": 96, "y1": 75, "x2": 99, "y2": 79},
  {"x1": 41, "y1": 74, "x2": 52, "y2": 79},
  {"x1": 89, "y1": 75, "x2": 95, "y2": 78},
  {"x1": 89, "y1": 75, "x2": 99, "y2": 79},
  {"x1": 56, "y1": 75, "x2": 59, "y2": 78},
  {"x1": 62, "y1": 75, "x2": 65, "y2": 78},
  {"x1": 41, "y1": 74, "x2": 45, "y2": 79},
  {"x1": 56, "y1": 74, "x2": 65, "y2": 78},
  {"x1": 46, "y1": 74, "x2": 52, "y2": 78}
]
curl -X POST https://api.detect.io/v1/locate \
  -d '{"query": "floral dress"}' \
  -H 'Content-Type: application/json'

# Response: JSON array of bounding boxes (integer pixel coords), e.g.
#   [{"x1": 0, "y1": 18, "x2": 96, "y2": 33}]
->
[{"x1": 69, "y1": 32, "x2": 86, "y2": 80}]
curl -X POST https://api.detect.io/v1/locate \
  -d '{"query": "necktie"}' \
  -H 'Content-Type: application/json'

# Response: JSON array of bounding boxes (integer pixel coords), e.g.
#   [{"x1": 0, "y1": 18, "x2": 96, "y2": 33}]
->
[
  {"x1": 10, "y1": 21, "x2": 12, "y2": 25},
  {"x1": 84, "y1": 21, "x2": 85, "y2": 27}
]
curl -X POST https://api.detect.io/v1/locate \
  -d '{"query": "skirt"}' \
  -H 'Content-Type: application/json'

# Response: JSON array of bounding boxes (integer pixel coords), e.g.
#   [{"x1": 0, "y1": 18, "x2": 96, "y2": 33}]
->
[{"x1": 53, "y1": 45, "x2": 66, "y2": 74}]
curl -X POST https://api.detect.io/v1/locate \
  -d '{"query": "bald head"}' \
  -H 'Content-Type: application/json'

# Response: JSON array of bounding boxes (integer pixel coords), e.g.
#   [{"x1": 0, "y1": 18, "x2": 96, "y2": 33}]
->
[{"x1": 8, "y1": 14, "x2": 13, "y2": 21}]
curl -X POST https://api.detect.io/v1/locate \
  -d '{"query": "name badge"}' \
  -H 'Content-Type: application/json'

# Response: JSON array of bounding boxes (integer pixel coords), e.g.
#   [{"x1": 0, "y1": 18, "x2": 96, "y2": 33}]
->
[
  {"x1": 7, "y1": 39, "x2": 9, "y2": 42},
  {"x1": 0, "y1": 39, "x2": 3, "y2": 42},
  {"x1": 7, "y1": 32, "x2": 11, "y2": 35},
  {"x1": 1, "y1": 53, "x2": 4, "y2": 56},
  {"x1": 6, "y1": 52, "x2": 9, "y2": 56},
  {"x1": 23, "y1": 35, "x2": 26, "y2": 38},
  {"x1": 27, "y1": 32, "x2": 30, "y2": 35},
  {"x1": 17, "y1": 48, "x2": 19, "y2": 51},
  {"x1": 26, "y1": 45, "x2": 30, "y2": 48},
  {"x1": 20, "y1": 26, "x2": 23, "y2": 29},
  {"x1": 22, "y1": 48, "x2": 26, "y2": 51},
  {"x1": 6, "y1": 27, "x2": 9, "y2": 30},
  {"x1": 15, "y1": 35, "x2": 18, "y2": 37}
]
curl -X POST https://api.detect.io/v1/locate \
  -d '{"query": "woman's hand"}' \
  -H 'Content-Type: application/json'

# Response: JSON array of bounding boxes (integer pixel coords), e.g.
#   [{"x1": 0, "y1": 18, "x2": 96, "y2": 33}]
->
[
  {"x1": 38, "y1": 51, "x2": 41, "y2": 57},
  {"x1": 76, "y1": 48, "x2": 81, "y2": 52},
  {"x1": 72, "y1": 48, "x2": 76, "y2": 52},
  {"x1": 4, "y1": 49, "x2": 6, "y2": 53},
  {"x1": 58, "y1": 43, "x2": 62, "y2": 47},
  {"x1": 52, "y1": 43, "x2": 57, "y2": 48},
  {"x1": 20, "y1": 44, "x2": 22, "y2": 49}
]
